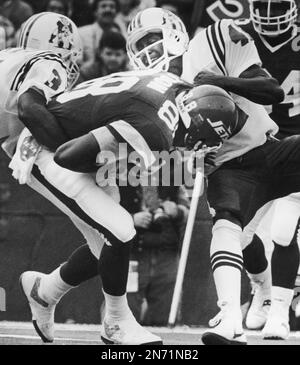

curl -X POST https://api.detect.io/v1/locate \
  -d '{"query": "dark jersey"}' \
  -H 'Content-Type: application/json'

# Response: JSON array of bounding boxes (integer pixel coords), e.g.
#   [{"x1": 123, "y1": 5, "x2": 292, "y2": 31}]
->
[
  {"x1": 237, "y1": 19, "x2": 300, "y2": 138},
  {"x1": 48, "y1": 71, "x2": 191, "y2": 154}
]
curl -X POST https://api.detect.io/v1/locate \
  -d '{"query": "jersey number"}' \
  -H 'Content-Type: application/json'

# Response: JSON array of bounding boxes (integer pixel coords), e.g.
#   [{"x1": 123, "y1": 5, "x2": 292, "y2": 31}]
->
[
  {"x1": 267, "y1": 71, "x2": 300, "y2": 117},
  {"x1": 207, "y1": 0, "x2": 247, "y2": 22},
  {"x1": 56, "y1": 75, "x2": 140, "y2": 103},
  {"x1": 158, "y1": 100, "x2": 179, "y2": 134},
  {"x1": 57, "y1": 74, "x2": 180, "y2": 134}
]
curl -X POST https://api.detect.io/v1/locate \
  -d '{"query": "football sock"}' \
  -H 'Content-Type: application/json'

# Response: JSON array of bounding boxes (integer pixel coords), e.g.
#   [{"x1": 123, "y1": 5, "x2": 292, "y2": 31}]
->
[
  {"x1": 270, "y1": 286, "x2": 294, "y2": 320},
  {"x1": 103, "y1": 291, "x2": 131, "y2": 321},
  {"x1": 98, "y1": 241, "x2": 132, "y2": 296},
  {"x1": 60, "y1": 244, "x2": 99, "y2": 286},
  {"x1": 243, "y1": 234, "x2": 268, "y2": 274},
  {"x1": 272, "y1": 235, "x2": 300, "y2": 290},
  {"x1": 39, "y1": 267, "x2": 74, "y2": 304},
  {"x1": 211, "y1": 219, "x2": 243, "y2": 311},
  {"x1": 247, "y1": 264, "x2": 271, "y2": 298}
]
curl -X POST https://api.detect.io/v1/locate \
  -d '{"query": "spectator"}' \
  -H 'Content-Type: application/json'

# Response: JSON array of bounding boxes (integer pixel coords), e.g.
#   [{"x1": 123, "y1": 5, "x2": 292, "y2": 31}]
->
[
  {"x1": 79, "y1": 30, "x2": 128, "y2": 82},
  {"x1": 158, "y1": 0, "x2": 179, "y2": 16},
  {"x1": 71, "y1": 0, "x2": 94, "y2": 27},
  {"x1": 114, "y1": 0, "x2": 139, "y2": 37},
  {"x1": 46, "y1": 0, "x2": 70, "y2": 16},
  {"x1": 0, "y1": 0, "x2": 33, "y2": 31},
  {"x1": 0, "y1": 14, "x2": 15, "y2": 49},
  {"x1": 78, "y1": 0, "x2": 120, "y2": 65},
  {"x1": 119, "y1": 183, "x2": 189, "y2": 326}
]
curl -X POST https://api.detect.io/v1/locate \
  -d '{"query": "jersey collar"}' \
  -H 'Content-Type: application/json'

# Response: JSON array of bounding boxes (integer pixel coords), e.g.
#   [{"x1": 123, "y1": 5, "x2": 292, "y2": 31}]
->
[{"x1": 258, "y1": 25, "x2": 298, "y2": 53}]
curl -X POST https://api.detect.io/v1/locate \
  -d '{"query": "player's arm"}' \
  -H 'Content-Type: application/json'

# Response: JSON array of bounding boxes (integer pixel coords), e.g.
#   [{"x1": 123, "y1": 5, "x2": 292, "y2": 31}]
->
[
  {"x1": 18, "y1": 88, "x2": 69, "y2": 151},
  {"x1": 16, "y1": 57, "x2": 70, "y2": 151},
  {"x1": 194, "y1": 65, "x2": 284, "y2": 105},
  {"x1": 54, "y1": 127, "x2": 119, "y2": 173},
  {"x1": 194, "y1": 20, "x2": 284, "y2": 105}
]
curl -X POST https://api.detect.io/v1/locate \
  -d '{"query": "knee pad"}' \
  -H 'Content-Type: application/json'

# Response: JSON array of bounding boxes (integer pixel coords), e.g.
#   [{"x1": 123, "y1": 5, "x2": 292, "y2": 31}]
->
[
  {"x1": 211, "y1": 219, "x2": 242, "y2": 254},
  {"x1": 112, "y1": 213, "x2": 136, "y2": 243},
  {"x1": 271, "y1": 198, "x2": 300, "y2": 247}
]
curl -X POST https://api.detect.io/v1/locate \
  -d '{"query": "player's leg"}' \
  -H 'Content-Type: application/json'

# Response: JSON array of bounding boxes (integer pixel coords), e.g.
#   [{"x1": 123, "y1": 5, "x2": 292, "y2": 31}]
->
[
  {"x1": 242, "y1": 203, "x2": 275, "y2": 330},
  {"x1": 202, "y1": 161, "x2": 267, "y2": 345},
  {"x1": 21, "y1": 149, "x2": 162, "y2": 344},
  {"x1": 20, "y1": 171, "x2": 103, "y2": 342},
  {"x1": 262, "y1": 196, "x2": 300, "y2": 340}
]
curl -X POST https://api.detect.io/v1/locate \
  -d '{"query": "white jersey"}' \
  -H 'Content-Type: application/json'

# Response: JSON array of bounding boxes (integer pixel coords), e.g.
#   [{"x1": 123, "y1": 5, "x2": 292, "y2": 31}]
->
[
  {"x1": 0, "y1": 48, "x2": 68, "y2": 156},
  {"x1": 182, "y1": 19, "x2": 278, "y2": 166}
]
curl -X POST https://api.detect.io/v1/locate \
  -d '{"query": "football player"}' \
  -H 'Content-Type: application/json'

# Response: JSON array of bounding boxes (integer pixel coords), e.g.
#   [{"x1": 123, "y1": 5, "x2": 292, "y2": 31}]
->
[
  {"x1": 0, "y1": 12, "x2": 138, "y2": 345},
  {"x1": 18, "y1": 69, "x2": 241, "y2": 344},
  {"x1": 5, "y1": 14, "x2": 164, "y2": 345},
  {"x1": 235, "y1": 0, "x2": 300, "y2": 340},
  {"x1": 126, "y1": 7, "x2": 300, "y2": 345}
]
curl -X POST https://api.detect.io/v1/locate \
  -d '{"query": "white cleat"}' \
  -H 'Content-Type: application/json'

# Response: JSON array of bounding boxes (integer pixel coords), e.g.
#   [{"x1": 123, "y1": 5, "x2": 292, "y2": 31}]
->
[
  {"x1": 245, "y1": 285, "x2": 271, "y2": 330},
  {"x1": 20, "y1": 271, "x2": 55, "y2": 343},
  {"x1": 262, "y1": 315, "x2": 290, "y2": 340},
  {"x1": 101, "y1": 312, "x2": 163, "y2": 345},
  {"x1": 202, "y1": 305, "x2": 247, "y2": 346}
]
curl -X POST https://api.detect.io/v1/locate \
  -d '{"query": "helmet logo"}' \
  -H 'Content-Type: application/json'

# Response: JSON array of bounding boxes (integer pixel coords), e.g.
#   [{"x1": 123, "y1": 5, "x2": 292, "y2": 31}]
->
[
  {"x1": 49, "y1": 17, "x2": 73, "y2": 50},
  {"x1": 206, "y1": 119, "x2": 231, "y2": 140}
]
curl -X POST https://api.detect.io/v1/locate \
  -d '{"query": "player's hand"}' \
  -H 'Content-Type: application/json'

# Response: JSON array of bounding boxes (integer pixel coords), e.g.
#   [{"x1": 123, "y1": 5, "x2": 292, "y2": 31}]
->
[
  {"x1": 194, "y1": 71, "x2": 223, "y2": 87},
  {"x1": 133, "y1": 211, "x2": 153, "y2": 229},
  {"x1": 8, "y1": 128, "x2": 41, "y2": 185},
  {"x1": 161, "y1": 200, "x2": 178, "y2": 219}
]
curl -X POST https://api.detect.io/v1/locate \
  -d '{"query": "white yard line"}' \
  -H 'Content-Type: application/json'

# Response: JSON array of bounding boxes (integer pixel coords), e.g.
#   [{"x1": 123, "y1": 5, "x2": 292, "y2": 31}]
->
[{"x1": 1, "y1": 321, "x2": 300, "y2": 339}]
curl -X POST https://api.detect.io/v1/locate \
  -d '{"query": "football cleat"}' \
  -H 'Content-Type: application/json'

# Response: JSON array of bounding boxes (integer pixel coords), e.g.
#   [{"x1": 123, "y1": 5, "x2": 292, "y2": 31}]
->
[
  {"x1": 262, "y1": 314, "x2": 290, "y2": 340},
  {"x1": 20, "y1": 271, "x2": 55, "y2": 343},
  {"x1": 202, "y1": 304, "x2": 247, "y2": 345},
  {"x1": 245, "y1": 284, "x2": 271, "y2": 330},
  {"x1": 101, "y1": 312, "x2": 163, "y2": 345}
]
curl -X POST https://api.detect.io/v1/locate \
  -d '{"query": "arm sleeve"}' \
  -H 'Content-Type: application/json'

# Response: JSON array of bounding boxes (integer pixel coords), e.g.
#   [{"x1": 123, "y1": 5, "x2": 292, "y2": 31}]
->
[{"x1": 17, "y1": 58, "x2": 68, "y2": 103}]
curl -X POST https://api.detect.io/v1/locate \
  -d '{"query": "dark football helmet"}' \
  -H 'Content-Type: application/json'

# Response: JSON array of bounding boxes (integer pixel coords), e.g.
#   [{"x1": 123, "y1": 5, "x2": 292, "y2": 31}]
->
[{"x1": 176, "y1": 85, "x2": 239, "y2": 151}]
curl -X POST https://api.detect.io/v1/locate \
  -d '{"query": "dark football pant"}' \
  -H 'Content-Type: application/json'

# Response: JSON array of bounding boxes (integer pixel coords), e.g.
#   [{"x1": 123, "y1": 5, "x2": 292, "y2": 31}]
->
[{"x1": 207, "y1": 135, "x2": 300, "y2": 228}]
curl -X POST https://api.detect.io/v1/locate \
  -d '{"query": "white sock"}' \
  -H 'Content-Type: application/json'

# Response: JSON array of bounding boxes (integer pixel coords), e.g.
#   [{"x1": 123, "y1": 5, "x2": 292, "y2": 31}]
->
[
  {"x1": 39, "y1": 267, "x2": 74, "y2": 305},
  {"x1": 211, "y1": 220, "x2": 243, "y2": 312},
  {"x1": 103, "y1": 291, "x2": 131, "y2": 321},
  {"x1": 247, "y1": 264, "x2": 272, "y2": 298},
  {"x1": 270, "y1": 286, "x2": 294, "y2": 321}
]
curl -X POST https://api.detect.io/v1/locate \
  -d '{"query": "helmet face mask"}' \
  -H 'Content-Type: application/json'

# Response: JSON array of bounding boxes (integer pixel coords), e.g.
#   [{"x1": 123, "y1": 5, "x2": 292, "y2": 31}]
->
[
  {"x1": 127, "y1": 7, "x2": 189, "y2": 71},
  {"x1": 18, "y1": 12, "x2": 82, "y2": 88},
  {"x1": 249, "y1": 0, "x2": 298, "y2": 37}
]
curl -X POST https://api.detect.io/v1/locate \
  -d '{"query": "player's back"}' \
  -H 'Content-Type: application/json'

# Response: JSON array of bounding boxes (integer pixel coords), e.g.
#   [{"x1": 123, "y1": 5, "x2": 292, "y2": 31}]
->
[
  {"x1": 237, "y1": 19, "x2": 300, "y2": 138},
  {"x1": 48, "y1": 70, "x2": 191, "y2": 152}
]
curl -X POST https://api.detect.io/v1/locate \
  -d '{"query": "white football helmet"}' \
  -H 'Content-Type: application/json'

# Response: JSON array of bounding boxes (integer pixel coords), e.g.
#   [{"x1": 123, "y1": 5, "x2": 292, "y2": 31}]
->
[
  {"x1": 249, "y1": 0, "x2": 298, "y2": 36},
  {"x1": 17, "y1": 12, "x2": 82, "y2": 88},
  {"x1": 127, "y1": 7, "x2": 189, "y2": 71}
]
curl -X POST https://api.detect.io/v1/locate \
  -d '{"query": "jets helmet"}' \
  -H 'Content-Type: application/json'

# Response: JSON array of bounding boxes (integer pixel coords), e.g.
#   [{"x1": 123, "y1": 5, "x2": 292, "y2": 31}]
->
[
  {"x1": 249, "y1": 0, "x2": 298, "y2": 36},
  {"x1": 127, "y1": 7, "x2": 189, "y2": 71},
  {"x1": 18, "y1": 12, "x2": 82, "y2": 88},
  {"x1": 176, "y1": 85, "x2": 240, "y2": 151}
]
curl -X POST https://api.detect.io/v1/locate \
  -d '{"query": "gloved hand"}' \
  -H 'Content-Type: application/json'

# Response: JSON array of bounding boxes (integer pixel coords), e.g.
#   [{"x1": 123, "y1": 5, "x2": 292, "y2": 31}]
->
[{"x1": 8, "y1": 128, "x2": 41, "y2": 184}]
